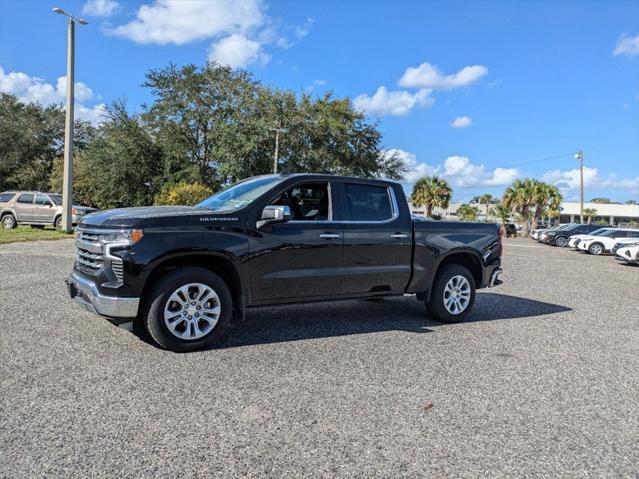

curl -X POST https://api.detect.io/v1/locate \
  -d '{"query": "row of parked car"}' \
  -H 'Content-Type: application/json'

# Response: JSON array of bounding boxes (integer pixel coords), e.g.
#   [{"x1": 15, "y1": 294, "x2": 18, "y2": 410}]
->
[{"x1": 531, "y1": 223, "x2": 639, "y2": 266}]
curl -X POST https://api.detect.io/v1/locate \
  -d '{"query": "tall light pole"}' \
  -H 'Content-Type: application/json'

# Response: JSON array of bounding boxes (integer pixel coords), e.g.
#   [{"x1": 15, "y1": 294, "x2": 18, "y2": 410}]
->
[
  {"x1": 270, "y1": 127, "x2": 287, "y2": 174},
  {"x1": 575, "y1": 150, "x2": 584, "y2": 223},
  {"x1": 52, "y1": 7, "x2": 88, "y2": 232}
]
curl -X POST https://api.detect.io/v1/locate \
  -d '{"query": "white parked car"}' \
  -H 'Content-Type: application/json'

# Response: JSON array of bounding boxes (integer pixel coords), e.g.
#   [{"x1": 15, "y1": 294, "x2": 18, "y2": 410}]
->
[
  {"x1": 614, "y1": 243, "x2": 639, "y2": 265},
  {"x1": 577, "y1": 229, "x2": 639, "y2": 255},
  {"x1": 568, "y1": 227, "x2": 617, "y2": 249}
]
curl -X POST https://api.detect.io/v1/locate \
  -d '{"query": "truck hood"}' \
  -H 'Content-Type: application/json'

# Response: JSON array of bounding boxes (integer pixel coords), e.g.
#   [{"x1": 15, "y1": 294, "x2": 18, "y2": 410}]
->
[{"x1": 78, "y1": 206, "x2": 239, "y2": 229}]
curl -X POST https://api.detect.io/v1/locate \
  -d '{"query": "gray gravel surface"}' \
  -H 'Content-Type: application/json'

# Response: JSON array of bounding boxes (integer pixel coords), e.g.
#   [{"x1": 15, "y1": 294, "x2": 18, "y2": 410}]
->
[{"x1": 1, "y1": 238, "x2": 637, "y2": 478}]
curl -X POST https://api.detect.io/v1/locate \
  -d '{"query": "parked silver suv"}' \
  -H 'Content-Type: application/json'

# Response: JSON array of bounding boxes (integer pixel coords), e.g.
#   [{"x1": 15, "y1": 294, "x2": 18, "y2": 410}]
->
[{"x1": 0, "y1": 191, "x2": 96, "y2": 229}]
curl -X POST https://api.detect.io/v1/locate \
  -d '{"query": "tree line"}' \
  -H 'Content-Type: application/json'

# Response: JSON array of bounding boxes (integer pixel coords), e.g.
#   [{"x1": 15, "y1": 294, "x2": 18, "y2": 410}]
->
[{"x1": 0, "y1": 62, "x2": 405, "y2": 209}]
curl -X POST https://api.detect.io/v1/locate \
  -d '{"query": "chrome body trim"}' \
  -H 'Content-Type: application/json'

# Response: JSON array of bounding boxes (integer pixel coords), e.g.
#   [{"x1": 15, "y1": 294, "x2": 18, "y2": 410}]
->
[
  {"x1": 66, "y1": 272, "x2": 139, "y2": 318},
  {"x1": 488, "y1": 267, "x2": 503, "y2": 288}
]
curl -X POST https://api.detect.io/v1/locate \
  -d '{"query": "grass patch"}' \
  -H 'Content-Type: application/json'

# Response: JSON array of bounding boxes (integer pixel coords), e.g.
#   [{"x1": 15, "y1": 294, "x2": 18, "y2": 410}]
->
[{"x1": 0, "y1": 225, "x2": 73, "y2": 244}]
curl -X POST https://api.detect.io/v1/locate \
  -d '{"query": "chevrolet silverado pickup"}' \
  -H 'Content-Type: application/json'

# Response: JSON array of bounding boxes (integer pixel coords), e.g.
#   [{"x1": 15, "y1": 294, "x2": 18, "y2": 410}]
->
[{"x1": 66, "y1": 174, "x2": 504, "y2": 352}]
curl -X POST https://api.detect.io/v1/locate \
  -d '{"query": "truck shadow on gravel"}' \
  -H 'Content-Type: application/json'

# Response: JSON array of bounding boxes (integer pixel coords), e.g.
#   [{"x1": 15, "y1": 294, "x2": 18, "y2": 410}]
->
[
  {"x1": 208, "y1": 292, "x2": 571, "y2": 349},
  {"x1": 132, "y1": 293, "x2": 570, "y2": 350}
]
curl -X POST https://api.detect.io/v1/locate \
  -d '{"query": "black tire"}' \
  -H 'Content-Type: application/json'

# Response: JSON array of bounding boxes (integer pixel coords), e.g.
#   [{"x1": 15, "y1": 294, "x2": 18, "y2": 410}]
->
[
  {"x1": 2, "y1": 214, "x2": 17, "y2": 229},
  {"x1": 54, "y1": 216, "x2": 62, "y2": 230},
  {"x1": 555, "y1": 236, "x2": 568, "y2": 247},
  {"x1": 142, "y1": 267, "x2": 233, "y2": 352},
  {"x1": 426, "y1": 264, "x2": 476, "y2": 323},
  {"x1": 588, "y1": 242, "x2": 604, "y2": 255}
]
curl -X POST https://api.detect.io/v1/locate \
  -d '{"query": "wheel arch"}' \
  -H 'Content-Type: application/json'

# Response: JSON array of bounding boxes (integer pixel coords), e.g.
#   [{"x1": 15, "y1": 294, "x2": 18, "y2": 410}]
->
[
  {"x1": 141, "y1": 252, "x2": 244, "y2": 319},
  {"x1": 425, "y1": 250, "x2": 483, "y2": 301}
]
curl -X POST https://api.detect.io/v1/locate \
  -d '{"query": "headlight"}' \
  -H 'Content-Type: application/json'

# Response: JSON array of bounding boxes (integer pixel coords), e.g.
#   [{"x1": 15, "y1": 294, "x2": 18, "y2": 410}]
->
[{"x1": 101, "y1": 229, "x2": 144, "y2": 244}]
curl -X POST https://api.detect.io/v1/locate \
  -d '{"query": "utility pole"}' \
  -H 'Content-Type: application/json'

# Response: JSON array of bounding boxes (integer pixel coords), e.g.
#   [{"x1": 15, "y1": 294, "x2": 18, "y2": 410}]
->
[
  {"x1": 270, "y1": 127, "x2": 287, "y2": 174},
  {"x1": 52, "y1": 7, "x2": 88, "y2": 232},
  {"x1": 575, "y1": 150, "x2": 584, "y2": 223}
]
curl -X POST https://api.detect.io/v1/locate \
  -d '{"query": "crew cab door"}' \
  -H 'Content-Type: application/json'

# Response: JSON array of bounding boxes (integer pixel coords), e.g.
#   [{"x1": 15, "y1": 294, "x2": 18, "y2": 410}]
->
[
  {"x1": 336, "y1": 181, "x2": 413, "y2": 295},
  {"x1": 14, "y1": 193, "x2": 34, "y2": 222},
  {"x1": 248, "y1": 180, "x2": 343, "y2": 303},
  {"x1": 32, "y1": 193, "x2": 56, "y2": 223}
]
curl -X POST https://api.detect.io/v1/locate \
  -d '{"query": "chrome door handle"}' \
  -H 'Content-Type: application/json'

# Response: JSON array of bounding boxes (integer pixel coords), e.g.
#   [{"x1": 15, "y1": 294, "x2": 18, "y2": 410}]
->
[
  {"x1": 390, "y1": 233, "x2": 409, "y2": 239},
  {"x1": 319, "y1": 233, "x2": 341, "y2": 239}
]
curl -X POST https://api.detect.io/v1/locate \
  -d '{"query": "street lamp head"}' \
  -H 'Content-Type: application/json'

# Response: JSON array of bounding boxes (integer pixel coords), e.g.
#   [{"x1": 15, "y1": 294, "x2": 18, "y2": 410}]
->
[
  {"x1": 52, "y1": 7, "x2": 67, "y2": 15},
  {"x1": 77, "y1": 18, "x2": 89, "y2": 25}
]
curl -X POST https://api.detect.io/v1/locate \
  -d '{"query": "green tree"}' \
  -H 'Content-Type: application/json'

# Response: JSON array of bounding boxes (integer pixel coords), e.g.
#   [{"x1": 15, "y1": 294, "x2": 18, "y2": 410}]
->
[
  {"x1": 0, "y1": 93, "x2": 93, "y2": 192},
  {"x1": 490, "y1": 204, "x2": 512, "y2": 224},
  {"x1": 503, "y1": 178, "x2": 537, "y2": 237},
  {"x1": 625, "y1": 200, "x2": 638, "y2": 205},
  {"x1": 479, "y1": 193, "x2": 495, "y2": 220},
  {"x1": 79, "y1": 101, "x2": 165, "y2": 209},
  {"x1": 410, "y1": 176, "x2": 453, "y2": 217},
  {"x1": 590, "y1": 197, "x2": 611, "y2": 204},
  {"x1": 456, "y1": 203, "x2": 479, "y2": 221},
  {"x1": 583, "y1": 207, "x2": 597, "y2": 224}
]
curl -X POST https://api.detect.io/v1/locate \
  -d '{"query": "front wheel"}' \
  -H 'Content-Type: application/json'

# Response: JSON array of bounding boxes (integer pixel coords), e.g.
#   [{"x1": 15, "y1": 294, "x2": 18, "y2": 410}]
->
[
  {"x1": 142, "y1": 267, "x2": 233, "y2": 352},
  {"x1": 555, "y1": 236, "x2": 568, "y2": 247},
  {"x1": 426, "y1": 264, "x2": 476, "y2": 323},
  {"x1": 588, "y1": 242, "x2": 604, "y2": 255},
  {"x1": 2, "y1": 214, "x2": 17, "y2": 229}
]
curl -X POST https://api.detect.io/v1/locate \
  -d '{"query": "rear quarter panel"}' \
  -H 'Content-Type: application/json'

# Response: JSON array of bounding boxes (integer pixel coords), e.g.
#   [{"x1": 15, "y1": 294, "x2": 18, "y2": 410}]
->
[{"x1": 407, "y1": 221, "x2": 501, "y2": 295}]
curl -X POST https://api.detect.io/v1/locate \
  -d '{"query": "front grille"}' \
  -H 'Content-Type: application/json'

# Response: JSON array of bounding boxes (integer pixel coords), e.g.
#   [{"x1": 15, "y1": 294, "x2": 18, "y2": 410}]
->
[
  {"x1": 74, "y1": 228, "x2": 125, "y2": 283},
  {"x1": 75, "y1": 230, "x2": 105, "y2": 276}
]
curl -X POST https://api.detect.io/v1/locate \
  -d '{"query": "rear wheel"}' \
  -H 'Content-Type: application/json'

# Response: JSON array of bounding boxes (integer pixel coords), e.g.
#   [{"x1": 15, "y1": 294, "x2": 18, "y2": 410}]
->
[
  {"x1": 588, "y1": 242, "x2": 604, "y2": 255},
  {"x1": 142, "y1": 267, "x2": 233, "y2": 352},
  {"x1": 2, "y1": 214, "x2": 16, "y2": 229},
  {"x1": 426, "y1": 264, "x2": 476, "y2": 323},
  {"x1": 54, "y1": 216, "x2": 62, "y2": 230}
]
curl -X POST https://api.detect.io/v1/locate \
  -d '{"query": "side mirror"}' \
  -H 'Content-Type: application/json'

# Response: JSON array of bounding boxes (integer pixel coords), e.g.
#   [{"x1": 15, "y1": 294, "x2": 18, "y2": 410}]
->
[{"x1": 257, "y1": 205, "x2": 291, "y2": 229}]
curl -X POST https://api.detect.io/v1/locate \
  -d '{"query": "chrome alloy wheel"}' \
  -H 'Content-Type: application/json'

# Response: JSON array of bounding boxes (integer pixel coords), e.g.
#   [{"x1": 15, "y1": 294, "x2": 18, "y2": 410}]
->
[
  {"x1": 163, "y1": 283, "x2": 221, "y2": 340},
  {"x1": 443, "y1": 275, "x2": 471, "y2": 315},
  {"x1": 590, "y1": 243, "x2": 603, "y2": 255},
  {"x1": 3, "y1": 215, "x2": 15, "y2": 229}
]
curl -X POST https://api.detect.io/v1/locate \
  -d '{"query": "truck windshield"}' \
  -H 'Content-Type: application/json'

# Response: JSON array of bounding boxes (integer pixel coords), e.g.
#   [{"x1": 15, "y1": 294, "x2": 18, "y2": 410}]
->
[{"x1": 196, "y1": 176, "x2": 284, "y2": 212}]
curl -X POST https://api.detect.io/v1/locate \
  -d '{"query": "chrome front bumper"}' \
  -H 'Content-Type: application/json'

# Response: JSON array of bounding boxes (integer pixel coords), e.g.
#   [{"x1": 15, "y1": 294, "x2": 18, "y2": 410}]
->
[{"x1": 66, "y1": 272, "x2": 139, "y2": 318}]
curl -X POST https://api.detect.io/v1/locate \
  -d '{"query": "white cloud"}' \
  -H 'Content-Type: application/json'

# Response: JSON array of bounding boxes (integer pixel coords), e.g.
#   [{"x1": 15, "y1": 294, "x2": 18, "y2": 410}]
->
[
  {"x1": 384, "y1": 149, "x2": 437, "y2": 183},
  {"x1": 208, "y1": 34, "x2": 270, "y2": 69},
  {"x1": 443, "y1": 156, "x2": 518, "y2": 187},
  {"x1": 450, "y1": 116, "x2": 473, "y2": 128},
  {"x1": 109, "y1": 0, "x2": 265, "y2": 45},
  {"x1": 353, "y1": 87, "x2": 433, "y2": 116},
  {"x1": 542, "y1": 167, "x2": 639, "y2": 195},
  {"x1": 399, "y1": 62, "x2": 488, "y2": 90},
  {"x1": 0, "y1": 66, "x2": 105, "y2": 123},
  {"x1": 613, "y1": 33, "x2": 639, "y2": 57},
  {"x1": 82, "y1": 0, "x2": 120, "y2": 17}
]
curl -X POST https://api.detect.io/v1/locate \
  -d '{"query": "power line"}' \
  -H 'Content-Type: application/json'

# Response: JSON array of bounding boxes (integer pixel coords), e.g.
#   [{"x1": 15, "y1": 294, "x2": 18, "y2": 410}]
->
[{"x1": 502, "y1": 152, "x2": 575, "y2": 170}]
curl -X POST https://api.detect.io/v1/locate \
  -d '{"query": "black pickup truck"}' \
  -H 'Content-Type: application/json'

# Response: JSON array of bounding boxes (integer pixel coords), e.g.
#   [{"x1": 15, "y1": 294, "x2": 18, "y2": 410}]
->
[{"x1": 67, "y1": 174, "x2": 503, "y2": 352}]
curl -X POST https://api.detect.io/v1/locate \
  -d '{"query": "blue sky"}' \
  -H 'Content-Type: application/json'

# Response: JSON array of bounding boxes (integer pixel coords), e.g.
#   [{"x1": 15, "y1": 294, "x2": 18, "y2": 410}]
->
[{"x1": 1, "y1": 0, "x2": 638, "y2": 202}]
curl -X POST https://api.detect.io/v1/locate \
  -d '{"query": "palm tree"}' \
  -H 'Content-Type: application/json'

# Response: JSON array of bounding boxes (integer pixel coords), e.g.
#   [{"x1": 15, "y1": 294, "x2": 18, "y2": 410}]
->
[
  {"x1": 531, "y1": 182, "x2": 562, "y2": 231},
  {"x1": 502, "y1": 178, "x2": 537, "y2": 238},
  {"x1": 456, "y1": 203, "x2": 479, "y2": 221},
  {"x1": 411, "y1": 176, "x2": 452, "y2": 218},
  {"x1": 490, "y1": 204, "x2": 512, "y2": 224},
  {"x1": 478, "y1": 193, "x2": 494, "y2": 220},
  {"x1": 583, "y1": 207, "x2": 597, "y2": 224}
]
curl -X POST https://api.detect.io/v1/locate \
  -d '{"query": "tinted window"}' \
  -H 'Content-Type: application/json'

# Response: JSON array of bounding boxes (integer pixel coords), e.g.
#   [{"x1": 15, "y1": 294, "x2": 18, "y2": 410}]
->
[
  {"x1": 0, "y1": 193, "x2": 15, "y2": 203},
  {"x1": 50, "y1": 195, "x2": 62, "y2": 205},
  {"x1": 613, "y1": 231, "x2": 628, "y2": 238},
  {"x1": 274, "y1": 182, "x2": 330, "y2": 221},
  {"x1": 35, "y1": 193, "x2": 51, "y2": 206},
  {"x1": 344, "y1": 183, "x2": 393, "y2": 221},
  {"x1": 17, "y1": 193, "x2": 34, "y2": 204},
  {"x1": 626, "y1": 230, "x2": 639, "y2": 238}
]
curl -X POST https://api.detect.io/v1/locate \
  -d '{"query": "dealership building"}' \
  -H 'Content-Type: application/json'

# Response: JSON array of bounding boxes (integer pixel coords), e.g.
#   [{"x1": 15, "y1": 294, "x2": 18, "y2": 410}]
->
[{"x1": 410, "y1": 202, "x2": 639, "y2": 226}]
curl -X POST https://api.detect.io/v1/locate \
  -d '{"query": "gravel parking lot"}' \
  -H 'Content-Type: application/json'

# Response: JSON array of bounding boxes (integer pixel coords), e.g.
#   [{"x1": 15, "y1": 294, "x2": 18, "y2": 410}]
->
[{"x1": 1, "y1": 238, "x2": 637, "y2": 478}]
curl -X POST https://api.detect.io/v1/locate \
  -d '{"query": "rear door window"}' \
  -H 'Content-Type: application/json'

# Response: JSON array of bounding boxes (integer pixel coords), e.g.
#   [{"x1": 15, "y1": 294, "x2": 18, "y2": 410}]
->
[
  {"x1": 343, "y1": 183, "x2": 393, "y2": 222},
  {"x1": 17, "y1": 193, "x2": 34, "y2": 204},
  {"x1": 0, "y1": 193, "x2": 15, "y2": 203},
  {"x1": 34, "y1": 193, "x2": 51, "y2": 206}
]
